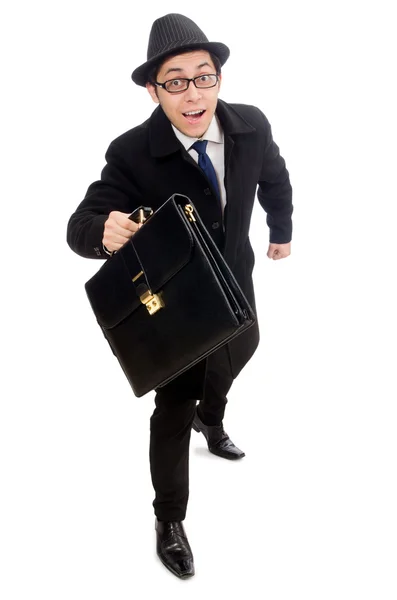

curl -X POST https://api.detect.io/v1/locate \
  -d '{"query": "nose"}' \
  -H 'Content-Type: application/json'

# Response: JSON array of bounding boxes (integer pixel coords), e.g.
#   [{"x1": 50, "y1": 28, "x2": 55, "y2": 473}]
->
[{"x1": 184, "y1": 80, "x2": 202, "y2": 102}]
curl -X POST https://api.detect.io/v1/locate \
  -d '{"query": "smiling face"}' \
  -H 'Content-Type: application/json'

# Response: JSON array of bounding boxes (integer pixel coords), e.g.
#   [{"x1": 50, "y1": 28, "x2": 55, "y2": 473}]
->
[{"x1": 146, "y1": 50, "x2": 222, "y2": 138}]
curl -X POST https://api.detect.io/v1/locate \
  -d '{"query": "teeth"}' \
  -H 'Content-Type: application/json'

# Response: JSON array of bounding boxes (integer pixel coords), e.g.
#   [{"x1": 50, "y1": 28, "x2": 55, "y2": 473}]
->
[{"x1": 185, "y1": 110, "x2": 204, "y2": 116}]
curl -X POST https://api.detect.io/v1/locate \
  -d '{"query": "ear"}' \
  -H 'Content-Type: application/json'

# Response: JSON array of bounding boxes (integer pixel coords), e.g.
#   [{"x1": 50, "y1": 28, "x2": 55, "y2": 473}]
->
[
  {"x1": 217, "y1": 73, "x2": 222, "y2": 92},
  {"x1": 146, "y1": 82, "x2": 160, "y2": 104}
]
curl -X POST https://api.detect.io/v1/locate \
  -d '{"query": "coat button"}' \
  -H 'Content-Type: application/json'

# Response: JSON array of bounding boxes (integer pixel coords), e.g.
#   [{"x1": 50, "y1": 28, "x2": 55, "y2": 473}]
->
[
  {"x1": 211, "y1": 221, "x2": 220, "y2": 230},
  {"x1": 204, "y1": 188, "x2": 212, "y2": 195}
]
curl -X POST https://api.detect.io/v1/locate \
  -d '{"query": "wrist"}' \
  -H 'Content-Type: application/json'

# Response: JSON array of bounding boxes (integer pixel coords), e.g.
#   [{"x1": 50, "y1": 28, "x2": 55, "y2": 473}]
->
[{"x1": 102, "y1": 243, "x2": 114, "y2": 257}]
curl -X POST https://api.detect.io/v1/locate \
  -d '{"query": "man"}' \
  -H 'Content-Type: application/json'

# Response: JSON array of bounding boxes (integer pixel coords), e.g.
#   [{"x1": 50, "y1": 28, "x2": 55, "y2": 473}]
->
[{"x1": 67, "y1": 13, "x2": 293, "y2": 579}]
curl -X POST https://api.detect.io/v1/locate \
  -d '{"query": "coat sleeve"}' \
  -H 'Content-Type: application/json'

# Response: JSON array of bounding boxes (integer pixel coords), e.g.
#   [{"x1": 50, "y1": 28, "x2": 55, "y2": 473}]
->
[
  {"x1": 256, "y1": 109, "x2": 293, "y2": 244},
  {"x1": 66, "y1": 141, "x2": 143, "y2": 259}
]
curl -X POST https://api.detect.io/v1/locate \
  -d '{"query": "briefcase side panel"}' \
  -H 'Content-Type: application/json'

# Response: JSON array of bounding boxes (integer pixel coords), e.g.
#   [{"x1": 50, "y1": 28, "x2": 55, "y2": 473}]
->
[{"x1": 175, "y1": 199, "x2": 256, "y2": 324}]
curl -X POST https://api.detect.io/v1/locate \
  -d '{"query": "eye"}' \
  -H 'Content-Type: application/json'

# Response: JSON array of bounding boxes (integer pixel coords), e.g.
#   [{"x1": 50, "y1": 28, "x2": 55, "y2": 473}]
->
[
  {"x1": 170, "y1": 79, "x2": 183, "y2": 87},
  {"x1": 198, "y1": 75, "x2": 210, "y2": 82}
]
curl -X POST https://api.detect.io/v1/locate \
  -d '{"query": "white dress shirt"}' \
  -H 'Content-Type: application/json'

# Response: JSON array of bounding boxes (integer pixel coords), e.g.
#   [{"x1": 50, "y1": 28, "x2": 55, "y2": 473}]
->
[{"x1": 171, "y1": 115, "x2": 226, "y2": 212}]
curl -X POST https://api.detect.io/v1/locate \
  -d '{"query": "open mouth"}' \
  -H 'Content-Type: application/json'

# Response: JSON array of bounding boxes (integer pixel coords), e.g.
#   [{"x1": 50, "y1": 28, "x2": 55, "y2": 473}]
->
[{"x1": 183, "y1": 109, "x2": 206, "y2": 124}]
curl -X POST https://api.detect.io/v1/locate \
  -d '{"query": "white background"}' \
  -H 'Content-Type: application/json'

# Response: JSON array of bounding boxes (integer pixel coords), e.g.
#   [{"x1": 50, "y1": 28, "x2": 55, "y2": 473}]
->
[{"x1": 1, "y1": 0, "x2": 396, "y2": 598}]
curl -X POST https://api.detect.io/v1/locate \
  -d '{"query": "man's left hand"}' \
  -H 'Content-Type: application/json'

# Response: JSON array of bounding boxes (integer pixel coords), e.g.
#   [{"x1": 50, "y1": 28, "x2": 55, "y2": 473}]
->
[{"x1": 267, "y1": 242, "x2": 291, "y2": 260}]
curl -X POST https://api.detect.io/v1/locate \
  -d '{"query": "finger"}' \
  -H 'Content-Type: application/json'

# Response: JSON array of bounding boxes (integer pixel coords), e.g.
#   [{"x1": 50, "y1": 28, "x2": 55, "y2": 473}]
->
[
  {"x1": 112, "y1": 213, "x2": 140, "y2": 233},
  {"x1": 103, "y1": 233, "x2": 131, "y2": 248},
  {"x1": 107, "y1": 221, "x2": 137, "y2": 237},
  {"x1": 124, "y1": 219, "x2": 140, "y2": 233},
  {"x1": 124, "y1": 221, "x2": 142, "y2": 232}
]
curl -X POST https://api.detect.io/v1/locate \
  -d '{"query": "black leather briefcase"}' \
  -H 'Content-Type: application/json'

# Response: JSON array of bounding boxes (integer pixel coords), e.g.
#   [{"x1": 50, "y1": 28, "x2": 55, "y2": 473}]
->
[{"x1": 85, "y1": 194, "x2": 256, "y2": 397}]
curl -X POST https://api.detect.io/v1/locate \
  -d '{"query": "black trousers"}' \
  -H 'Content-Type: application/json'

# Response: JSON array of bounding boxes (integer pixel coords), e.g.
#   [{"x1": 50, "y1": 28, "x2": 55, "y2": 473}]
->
[{"x1": 149, "y1": 346, "x2": 234, "y2": 522}]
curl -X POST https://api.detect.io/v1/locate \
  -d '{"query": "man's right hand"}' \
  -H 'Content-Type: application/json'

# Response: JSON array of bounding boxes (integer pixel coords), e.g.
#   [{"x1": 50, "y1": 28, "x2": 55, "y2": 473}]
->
[{"x1": 102, "y1": 211, "x2": 141, "y2": 252}]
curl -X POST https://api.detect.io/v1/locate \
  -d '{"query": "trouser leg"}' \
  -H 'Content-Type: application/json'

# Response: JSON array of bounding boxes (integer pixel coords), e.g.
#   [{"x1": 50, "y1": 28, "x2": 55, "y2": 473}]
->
[
  {"x1": 149, "y1": 360, "x2": 206, "y2": 521},
  {"x1": 197, "y1": 345, "x2": 234, "y2": 426}
]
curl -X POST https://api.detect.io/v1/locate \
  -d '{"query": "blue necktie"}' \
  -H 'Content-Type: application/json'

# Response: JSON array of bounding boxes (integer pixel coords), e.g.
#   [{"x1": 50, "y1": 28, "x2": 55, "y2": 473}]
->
[{"x1": 191, "y1": 140, "x2": 221, "y2": 201}]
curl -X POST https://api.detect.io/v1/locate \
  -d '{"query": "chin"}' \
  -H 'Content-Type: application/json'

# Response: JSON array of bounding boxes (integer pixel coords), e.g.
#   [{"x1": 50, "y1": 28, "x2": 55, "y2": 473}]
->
[
  {"x1": 185, "y1": 122, "x2": 210, "y2": 139},
  {"x1": 181, "y1": 126, "x2": 203, "y2": 138}
]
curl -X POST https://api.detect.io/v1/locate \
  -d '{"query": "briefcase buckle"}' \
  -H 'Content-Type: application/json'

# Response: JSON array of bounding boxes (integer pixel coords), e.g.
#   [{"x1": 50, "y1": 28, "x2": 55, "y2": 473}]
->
[
  {"x1": 184, "y1": 204, "x2": 196, "y2": 222},
  {"x1": 140, "y1": 290, "x2": 165, "y2": 315}
]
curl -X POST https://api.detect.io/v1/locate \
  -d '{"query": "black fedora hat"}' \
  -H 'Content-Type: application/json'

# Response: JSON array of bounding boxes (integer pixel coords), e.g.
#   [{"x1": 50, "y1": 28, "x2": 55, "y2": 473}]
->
[{"x1": 131, "y1": 13, "x2": 230, "y2": 87}]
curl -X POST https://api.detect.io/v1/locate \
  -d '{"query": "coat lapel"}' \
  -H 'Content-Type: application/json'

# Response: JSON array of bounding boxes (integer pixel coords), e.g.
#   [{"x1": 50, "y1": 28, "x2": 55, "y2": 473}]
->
[
  {"x1": 149, "y1": 106, "x2": 182, "y2": 158},
  {"x1": 149, "y1": 105, "x2": 202, "y2": 177}
]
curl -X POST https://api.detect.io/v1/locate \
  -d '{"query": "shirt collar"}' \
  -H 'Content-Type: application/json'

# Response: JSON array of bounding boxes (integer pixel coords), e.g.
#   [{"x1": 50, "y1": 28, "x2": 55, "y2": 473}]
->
[{"x1": 172, "y1": 113, "x2": 224, "y2": 152}]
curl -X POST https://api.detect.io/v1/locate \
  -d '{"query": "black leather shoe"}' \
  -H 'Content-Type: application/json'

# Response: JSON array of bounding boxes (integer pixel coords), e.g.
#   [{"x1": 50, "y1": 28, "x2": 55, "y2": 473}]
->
[
  {"x1": 155, "y1": 519, "x2": 195, "y2": 579},
  {"x1": 192, "y1": 408, "x2": 245, "y2": 460}
]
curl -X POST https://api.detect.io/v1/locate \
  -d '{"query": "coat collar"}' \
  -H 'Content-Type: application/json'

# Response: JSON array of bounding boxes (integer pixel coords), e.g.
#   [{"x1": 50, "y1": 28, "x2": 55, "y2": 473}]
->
[{"x1": 149, "y1": 99, "x2": 256, "y2": 158}]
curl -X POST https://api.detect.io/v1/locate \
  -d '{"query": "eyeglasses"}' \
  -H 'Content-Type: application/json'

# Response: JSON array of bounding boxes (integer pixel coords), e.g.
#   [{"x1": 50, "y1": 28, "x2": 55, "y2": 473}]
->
[{"x1": 154, "y1": 74, "x2": 219, "y2": 94}]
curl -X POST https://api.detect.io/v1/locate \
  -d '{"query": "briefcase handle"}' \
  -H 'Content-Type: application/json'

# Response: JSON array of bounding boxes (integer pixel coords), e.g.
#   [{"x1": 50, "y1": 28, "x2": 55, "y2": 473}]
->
[{"x1": 128, "y1": 206, "x2": 153, "y2": 224}]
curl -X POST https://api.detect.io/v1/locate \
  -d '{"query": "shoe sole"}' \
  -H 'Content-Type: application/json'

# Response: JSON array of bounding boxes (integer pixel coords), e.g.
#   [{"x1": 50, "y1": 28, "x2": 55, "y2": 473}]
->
[{"x1": 209, "y1": 448, "x2": 245, "y2": 460}]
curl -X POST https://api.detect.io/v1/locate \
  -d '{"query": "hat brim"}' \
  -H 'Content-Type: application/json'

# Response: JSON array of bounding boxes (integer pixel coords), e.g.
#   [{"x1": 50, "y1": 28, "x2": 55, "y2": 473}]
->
[{"x1": 131, "y1": 42, "x2": 230, "y2": 87}]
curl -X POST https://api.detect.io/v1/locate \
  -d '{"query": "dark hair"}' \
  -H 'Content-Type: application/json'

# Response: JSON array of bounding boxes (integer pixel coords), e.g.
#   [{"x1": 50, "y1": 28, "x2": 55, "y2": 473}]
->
[{"x1": 147, "y1": 50, "x2": 222, "y2": 85}]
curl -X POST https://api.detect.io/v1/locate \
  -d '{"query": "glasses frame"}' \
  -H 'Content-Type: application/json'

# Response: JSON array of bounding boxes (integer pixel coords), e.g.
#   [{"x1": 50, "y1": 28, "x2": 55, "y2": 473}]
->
[{"x1": 154, "y1": 74, "x2": 219, "y2": 94}]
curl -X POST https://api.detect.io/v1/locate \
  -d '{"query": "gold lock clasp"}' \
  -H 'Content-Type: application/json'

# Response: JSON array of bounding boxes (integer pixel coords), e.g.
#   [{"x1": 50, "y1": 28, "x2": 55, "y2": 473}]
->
[
  {"x1": 140, "y1": 289, "x2": 165, "y2": 315},
  {"x1": 132, "y1": 271, "x2": 164, "y2": 315}
]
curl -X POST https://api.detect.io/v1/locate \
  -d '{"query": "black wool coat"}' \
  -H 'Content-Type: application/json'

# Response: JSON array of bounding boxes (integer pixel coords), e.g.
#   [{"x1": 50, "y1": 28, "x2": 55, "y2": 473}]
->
[{"x1": 67, "y1": 99, "x2": 293, "y2": 379}]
